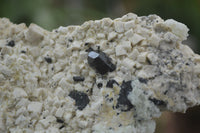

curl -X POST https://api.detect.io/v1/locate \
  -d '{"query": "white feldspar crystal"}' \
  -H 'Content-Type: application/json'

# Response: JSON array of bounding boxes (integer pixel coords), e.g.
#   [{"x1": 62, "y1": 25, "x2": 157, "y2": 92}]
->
[
  {"x1": 25, "y1": 24, "x2": 45, "y2": 44},
  {"x1": 0, "y1": 13, "x2": 199, "y2": 133},
  {"x1": 27, "y1": 102, "x2": 43, "y2": 114},
  {"x1": 12, "y1": 88, "x2": 27, "y2": 98}
]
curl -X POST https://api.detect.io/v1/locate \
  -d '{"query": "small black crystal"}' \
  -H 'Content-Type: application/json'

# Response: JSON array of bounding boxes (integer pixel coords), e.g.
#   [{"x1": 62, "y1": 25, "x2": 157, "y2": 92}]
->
[
  {"x1": 56, "y1": 118, "x2": 64, "y2": 123},
  {"x1": 116, "y1": 80, "x2": 133, "y2": 111},
  {"x1": 68, "y1": 39, "x2": 73, "y2": 42},
  {"x1": 138, "y1": 77, "x2": 148, "y2": 84},
  {"x1": 6, "y1": 40, "x2": 15, "y2": 47},
  {"x1": 87, "y1": 50, "x2": 116, "y2": 75},
  {"x1": 97, "y1": 83, "x2": 103, "y2": 88},
  {"x1": 59, "y1": 125, "x2": 65, "y2": 129},
  {"x1": 69, "y1": 90, "x2": 90, "y2": 110},
  {"x1": 21, "y1": 50, "x2": 26, "y2": 54},
  {"x1": 73, "y1": 76, "x2": 85, "y2": 82},
  {"x1": 106, "y1": 79, "x2": 119, "y2": 88},
  {"x1": 149, "y1": 98, "x2": 166, "y2": 106},
  {"x1": 44, "y1": 57, "x2": 52, "y2": 63}
]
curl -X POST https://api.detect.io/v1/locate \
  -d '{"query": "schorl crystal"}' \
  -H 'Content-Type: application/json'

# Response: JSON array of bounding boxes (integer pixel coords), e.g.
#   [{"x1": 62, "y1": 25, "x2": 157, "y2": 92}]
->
[
  {"x1": 56, "y1": 118, "x2": 64, "y2": 123},
  {"x1": 149, "y1": 98, "x2": 167, "y2": 106},
  {"x1": 44, "y1": 57, "x2": 52, "y2": 63},
  {"x1": 106, "y1": 79, "x2": 119, "y2": 88},
  {"x1": 73, "y1": 76, "x2": 85, "y2": 82},
  {"x1": 69, "y1": 90, "x2": 90, "y2": 110},
  {"x1": 97, "y1": 83, "x2": 103, "y2": 88},
  {"x1": 116, "y1": 81, "x2": 133, "y2": 111},
  {"x1": 21, "y1": 50, "x2": 26, "y2": 53},
  {"x1": 138, "y1": 77, "x2": 148, "y2": 84},
  {"x1": 87, "y1": 50, "x2": 116, "y2": 75},
  {"x1": 6, "y1": 40, "x2": 15, "y2": 47}
]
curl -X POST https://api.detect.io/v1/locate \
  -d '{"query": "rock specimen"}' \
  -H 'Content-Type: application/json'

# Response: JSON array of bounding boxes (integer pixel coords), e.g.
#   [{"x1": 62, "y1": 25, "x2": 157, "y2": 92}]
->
[{"x1": 0, "y1": 13, "x2": 200, "y2": 133}]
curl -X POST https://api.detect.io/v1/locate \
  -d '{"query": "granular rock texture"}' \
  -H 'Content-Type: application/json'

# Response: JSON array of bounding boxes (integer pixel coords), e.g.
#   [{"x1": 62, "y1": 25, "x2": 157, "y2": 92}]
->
[{"x1": 0, "y1": 13, "x2": 200, "y2": 133}]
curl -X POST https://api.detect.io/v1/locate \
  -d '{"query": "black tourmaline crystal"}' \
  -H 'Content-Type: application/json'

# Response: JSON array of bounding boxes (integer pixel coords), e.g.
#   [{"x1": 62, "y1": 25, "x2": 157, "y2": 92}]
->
[
  {"x1": 69, "y1": 90, "x2": 90, "y2": 110},
  {"x1": 73, "y1": 76, "x2": 85, "y2": 82},
  {"x1": 87, "y1": 50, "x2": 116, "y2": 75},
  {"x1": 116, "y1": 80, "x2": 134, "y2": 112},
  {"x1": 138, "y1": 77, "x2": 148, "y2": 84},
  {"x1": 6, "y1": 40, "x2": 15, "y2": 47},
  {"x1": 149, "y1": 98, "x2": 166, "y2": 106},
  {"x1": 44, "y1": 57, "x2": 52, "y2": 63},
  {"x1": 106, "y1": 79, "x2": 119, "y2": 88},
  {"x1": 97, "y1": 83, "x2": 103, "y2": 88}
]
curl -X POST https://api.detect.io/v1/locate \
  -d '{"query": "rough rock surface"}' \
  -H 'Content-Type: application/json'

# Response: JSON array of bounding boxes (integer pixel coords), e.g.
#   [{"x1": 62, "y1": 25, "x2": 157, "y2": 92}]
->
[{"x1": 0, "y1": 13, "x2": 200, "y2": 133}]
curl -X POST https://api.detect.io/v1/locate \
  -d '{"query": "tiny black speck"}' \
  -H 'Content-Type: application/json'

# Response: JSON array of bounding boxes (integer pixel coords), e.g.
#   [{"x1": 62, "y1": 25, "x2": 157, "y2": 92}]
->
[
  {"x1": 185, "y1": 62, "x2": 189, "y2": 66},
  {"x1": 73, "y1": 76, "x2": 85, "y2": 82},
  {"x1": 97, "y1": 83, "x2": 103, "y2": 88},
  {"x1": 68, "y1": 39, "x2": 73, "y2": 42},
  {"x1": 56, "y1": 118, "x2": 64, "y2": 123},
  {"x1": 109, "y1": 98, "x2": 113, "y2": 102},
  {"x1": 21, "y1": 50, "x2": 26, "y2": 53},
  {"x1": 164, "y1": 90, "x2": 168, "y2": 95},
  {"x1": 105, "y1": 94, "x2": 109, "y2": 98},
  {"x1": 112, "y1": 105, "x2": 115, "y2": 109},
  {"x1": 6, "y1": 40, "x2": 15, "y2": 47},
  {"x1": 138, "y1": 78, "x2": 148, "y2": 84},
  {"x1": 59, "y1": 125, "x2": 65, "y2": 129},
  {"x1": 44, "y1": 57, "x2": 52, "y2": 63},
  {"x1": 149, "y1": 98, "x2": 166, "y2": 106},
  {"x1": 109, "y1": 39, "x2": 114, "y2": 42}
]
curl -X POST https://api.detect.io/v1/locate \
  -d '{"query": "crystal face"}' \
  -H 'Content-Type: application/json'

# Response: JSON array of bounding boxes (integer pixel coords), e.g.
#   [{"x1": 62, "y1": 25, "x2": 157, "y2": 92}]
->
[{"x1": 87, "y1": 50, "x2": 116, "y2": 75}]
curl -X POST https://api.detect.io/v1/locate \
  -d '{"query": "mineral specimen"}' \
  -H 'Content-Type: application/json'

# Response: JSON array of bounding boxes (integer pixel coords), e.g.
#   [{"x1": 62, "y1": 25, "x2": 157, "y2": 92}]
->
[
  {"x1": 0, "y1": 13, "x2": 200, "y2": 133},
  {"x1": 88, "y1": 50, "x2": 116, "y2": 74}
]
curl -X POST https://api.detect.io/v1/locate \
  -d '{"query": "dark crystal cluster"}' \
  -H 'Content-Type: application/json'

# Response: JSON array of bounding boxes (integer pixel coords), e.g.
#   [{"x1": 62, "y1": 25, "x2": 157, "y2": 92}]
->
[
  {"x1": 87, "y1": 50, "x2": 116, "y2": 75},
  {"x1": 116, "y1": 81, "x2": 134, "y2": 112},
  {"x1": 69, "y1": 90, "x2": 90, "y2": 110}
]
